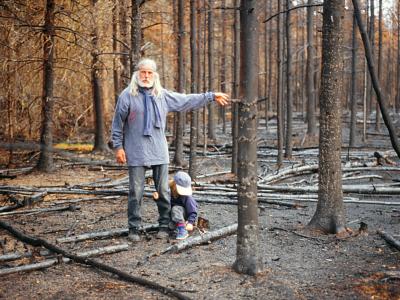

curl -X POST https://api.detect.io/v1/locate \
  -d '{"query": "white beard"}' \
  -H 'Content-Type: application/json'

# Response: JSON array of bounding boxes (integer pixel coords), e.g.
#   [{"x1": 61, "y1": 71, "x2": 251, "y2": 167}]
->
[{"x1": 138, "y1": 78, "x2": 154, "y2": 88}]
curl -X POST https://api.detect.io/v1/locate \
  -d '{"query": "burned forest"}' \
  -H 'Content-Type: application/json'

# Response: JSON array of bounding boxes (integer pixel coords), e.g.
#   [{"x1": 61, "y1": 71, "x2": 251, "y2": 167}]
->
[{"x1": 0, "y1": 0, "x2": 399, "y2": 299}]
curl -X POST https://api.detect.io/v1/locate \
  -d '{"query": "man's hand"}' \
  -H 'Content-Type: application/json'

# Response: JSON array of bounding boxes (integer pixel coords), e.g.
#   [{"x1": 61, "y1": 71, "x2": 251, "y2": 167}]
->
[
  {"x1": 115, "y1": 148, "x2": 126, "y2": 164},
  {"x1": 214, "y1": 92, "x2": 230, "y2": 106},
  {"x1": 186, "y1": 223, "x2": 194, "y2": 231}
]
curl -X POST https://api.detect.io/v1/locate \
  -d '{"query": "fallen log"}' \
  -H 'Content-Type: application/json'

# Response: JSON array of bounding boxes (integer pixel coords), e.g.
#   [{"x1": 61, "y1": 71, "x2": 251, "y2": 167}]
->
[
  {"x1": 377, "y1": 230, "x2": 400, "y2": 251},
  {"x1": 56, "y1": 223, "x2": 159, "y2": 243},
  {"x1": 0, "y1": 205, "x2": 79, "y2": 217},
  {"x1": 0, "y1": 251, "x2": 34, "y2": 262},
  {"x1": 0, "y1": 244, "x2": 128, "y2": 276},
  {"x1": 75, "y1": 244, "x2": 129, "y2": 257},
  {"x1": 259, "y1": 184, "x2": 400, "y2": 195},
  {"x1": 196, "y1": 198, "x2": 305, "y2": 208},
  {"x1": 259, "y1": 164, "x2": 318, "y2": 184},
  {"x1": 259, "y1": 164, "x2": 400, "y2": 184},
  {"x1": 196, "y1": 171, "x2": 231, "y2": 179},
  {"x1": 0, "y1": 201, "x2": 24, "y2": 213},
  {"x1": 0, "y1": 257, "x2": 66, "y2": 276},
  {"x1": 53, "y1": 195, "x2": 120, "y2": 205},
  {"x1": 0, "y1": 220, "x2": 191, "y2": 300},
  {"x1": 23, "y1": 191, "x2": 47, "y2": 207},
  {"x1": 161, "y1": 223, "x2": 238, "y2": 254}
]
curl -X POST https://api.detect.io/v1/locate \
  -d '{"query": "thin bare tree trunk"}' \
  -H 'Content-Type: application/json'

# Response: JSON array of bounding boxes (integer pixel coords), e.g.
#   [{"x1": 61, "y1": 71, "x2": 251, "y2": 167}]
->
[
  {"x1": 276, "y1": 0, "x2": 284, "y2": 165},
  {"x1": 396, "y1": 0, "x2": 400, "y2": 113},
  {"x1": 219, "y1": 0, "x2": 227, "y2": 133},
  {"x1": 349, "y1": 12, "x2": 358, "y2": 147},
  {"x1": 112, "y1": 3, "x2": 119, "y2": 104},
  {"x1": 367, "y1": 0, "x2": 375, "y2": 116},
  {"x1": 189, "y1": 0, "x2": 199, "y2": 178},
  {"x1": 285, "y1": 0, "x2": 293, "y2": 159},
  {"x1": 306, "y1": 0, "x2": 317, "y2": 135},
  {"x1": 173, "y1": 0, "x2": 185, "y2": 167},
  {"x1": 119, "y1": 0, "x2": 130, "y2": 87},
  {"x1": 231, "y1": 0, "x2": 240, "y2": 175},
  {"x1": 353, "y1": 0, "x2": 400, "y2": 160},
  {"x1": 37, "y1": 0, "x2": 56, "y2": 172},
  {"x1": 375, "y1": 0, "x2": 382, "y2": 131},
  {"x1": 6, "y1": 25, "x2": 16, "y2": 168},
  {"x1": 130, "y1": 0, "x2": 143, "y2": 72},
  {"x1": 233, "y1": 0, "x2": 260, "y2": 276},
  {"x1": 308, "y1": 0, "x2": 346, "y2": 234},
  {"x1": 207, "y1": 0, "x2": 216, "y2": 140},
  {"x1": 91, "y1": 0, "x2": 107, "y2": 152}
]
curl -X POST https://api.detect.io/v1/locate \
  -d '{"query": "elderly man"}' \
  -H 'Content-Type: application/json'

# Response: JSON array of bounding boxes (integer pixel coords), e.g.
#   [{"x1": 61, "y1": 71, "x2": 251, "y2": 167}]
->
[{"x1": 111, "y1": 58, "x2": 229, "y2": 242}]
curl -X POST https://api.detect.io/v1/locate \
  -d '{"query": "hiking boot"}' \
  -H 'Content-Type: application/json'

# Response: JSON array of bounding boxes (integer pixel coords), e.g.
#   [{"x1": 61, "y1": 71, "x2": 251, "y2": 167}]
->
[
  {"x1": 175, "y1": 225, "x2": 188, "y2": 240},
  {"x1": 128, "y1": 228, "x2": 141, "y2": 242},
  {"x1": 156, "y1": 227, "x2": 170, "y2": 239}
]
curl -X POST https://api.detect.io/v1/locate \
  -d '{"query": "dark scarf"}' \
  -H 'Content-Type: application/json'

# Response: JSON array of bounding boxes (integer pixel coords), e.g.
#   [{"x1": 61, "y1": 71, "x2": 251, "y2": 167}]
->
[{"x1": 139, "y1": 87, "x2": 162, "y2": 136}]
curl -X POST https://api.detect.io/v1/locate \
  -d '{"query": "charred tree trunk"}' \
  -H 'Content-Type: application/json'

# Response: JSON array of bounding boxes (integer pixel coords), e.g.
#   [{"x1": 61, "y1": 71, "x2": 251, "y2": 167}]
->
[
  {"x1": 37, "y1": 0, "x2": 56, "y2": 172},
  {"x1": 112, "y1": 3, "x2": 119, "y2": 104},
  {"x1": 202, "y1": 0, "x2": 208, "y2": 153},
  {"x1": 276, "y1": 0, "x2": 284, "y2": 166},
  {"x1": 189, "y1": 0, "x2": 199, "y2": 179},
  {"x1": 285, "y1": 0, "x2": 293, "y2": 159},
  {"x1": 396, "y1": 1, "x2": 400, "y2": 113},
  {"x1": 91, "y1": 0, "x2": 107, "y2": 152},
  {"x1": 6, "y1": 26, "x2": 16, "y2": 168},
  {"x1": 231, "y1": 0, "x2": 240, "y2": 175},
  {"x1": 349, "y1": 12, "x2": 358, "y2": 147},
  {"x1": 367, "y1": 0, "x2": 375, "y2": 116},
  {"x1": 119, "y1": 0, "x2": 130, "y2": 87},
  {"x1": 219, "y1": 0, "x2": 227, "y2": 133},
  {"x1": 233, "y1": 0, "x2": 260, "y2": 276},
  {"x1": 173, "y1": 0, "x2": 185, "y2": 167},
  {"x1": 308, "y1": 0, "x2": 346, "y2": 234},
  {"x1": 130, "y1": 0, "x2": 143, "y2": 72},
  {"x1": 375, "y1": 0, "x2": 382, "y2": 132},
  {"x1": 306, "y1": 0, "x2": 317, "y2": 135},
  {"x1": 265, "y1": 0, "x2": 272, "y2": 133},
  {"x1": 207, "y1": 0, "x2": 216, "y2": 141}
]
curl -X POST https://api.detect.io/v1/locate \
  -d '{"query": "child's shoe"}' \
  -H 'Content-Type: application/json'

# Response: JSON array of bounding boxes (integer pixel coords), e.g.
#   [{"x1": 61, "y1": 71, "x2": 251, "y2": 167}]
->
[{"x1": 176, "y1": 225, "x2": 189, "y2": 240}]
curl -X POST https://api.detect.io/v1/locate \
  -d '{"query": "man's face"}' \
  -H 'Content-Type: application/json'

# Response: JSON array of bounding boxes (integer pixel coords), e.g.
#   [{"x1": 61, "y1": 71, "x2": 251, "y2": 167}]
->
[{"x1": 138, "y1": 66, "x2": 154, "y2": 88}]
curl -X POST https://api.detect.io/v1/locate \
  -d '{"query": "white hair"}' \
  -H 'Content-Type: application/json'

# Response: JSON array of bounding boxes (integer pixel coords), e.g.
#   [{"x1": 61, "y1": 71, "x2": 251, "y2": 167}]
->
[{"x1": 129, "y1": 58, "x2": 163, "y2": 98}]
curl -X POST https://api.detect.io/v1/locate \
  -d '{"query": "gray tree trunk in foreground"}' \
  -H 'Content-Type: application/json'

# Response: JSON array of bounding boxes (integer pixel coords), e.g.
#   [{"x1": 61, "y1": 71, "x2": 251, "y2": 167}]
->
[
  {"x1": 233, "y1": 0, "x2": 261, "y2": 276},
  {"x1": 37, "y1": 0, "x2": 56, "y2": 172},
  {"x1": 308, "y1": 0, "x2": 346, "y2": 234}
]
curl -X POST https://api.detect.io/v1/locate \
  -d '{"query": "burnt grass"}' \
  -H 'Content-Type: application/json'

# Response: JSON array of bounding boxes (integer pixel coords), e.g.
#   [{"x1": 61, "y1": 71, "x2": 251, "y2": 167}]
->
[{"x1": 0, "y1": 122, "x2": 400, "y2": 299}]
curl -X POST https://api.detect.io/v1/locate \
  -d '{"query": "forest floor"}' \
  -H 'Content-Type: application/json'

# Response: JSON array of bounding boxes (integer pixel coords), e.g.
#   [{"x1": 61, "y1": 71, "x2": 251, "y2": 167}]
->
[{"x1": 0, "y1": 118, "x2": 400, "y2": 300}]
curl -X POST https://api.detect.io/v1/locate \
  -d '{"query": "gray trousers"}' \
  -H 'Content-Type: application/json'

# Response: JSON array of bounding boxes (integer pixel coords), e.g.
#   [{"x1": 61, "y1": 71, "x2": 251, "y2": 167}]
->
[
  {"x1": 171, "y1": 205, "x2": 186, "y2": 224},
  {"x1": 128, "y1": 164, "x2": 171, "y2": 230}
]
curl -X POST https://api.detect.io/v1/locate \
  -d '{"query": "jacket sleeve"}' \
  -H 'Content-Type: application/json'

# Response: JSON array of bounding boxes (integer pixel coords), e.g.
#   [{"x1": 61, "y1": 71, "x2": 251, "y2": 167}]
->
[
  {"x1": 163, "y1": 89, "x2": 215, "y2": 113},
  {"x1": 184, "y1": 196, "x2": 198, "y2": 224},
  {"x1": 111, "y1": 93, "x2": 130, "y2": 150}
]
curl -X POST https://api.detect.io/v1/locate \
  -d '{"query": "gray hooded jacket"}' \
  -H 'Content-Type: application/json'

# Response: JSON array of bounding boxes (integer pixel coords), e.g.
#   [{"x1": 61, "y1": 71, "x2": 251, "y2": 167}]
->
[{"x1": 111, "y1": 87, "x2": 214, "y2": 166}]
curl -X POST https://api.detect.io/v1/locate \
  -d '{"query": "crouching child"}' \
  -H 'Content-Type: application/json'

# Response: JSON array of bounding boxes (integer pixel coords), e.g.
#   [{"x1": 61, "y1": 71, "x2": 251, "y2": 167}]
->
[{"x1": 169, "y1": 171, "x2": 197, "y2": 240}]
